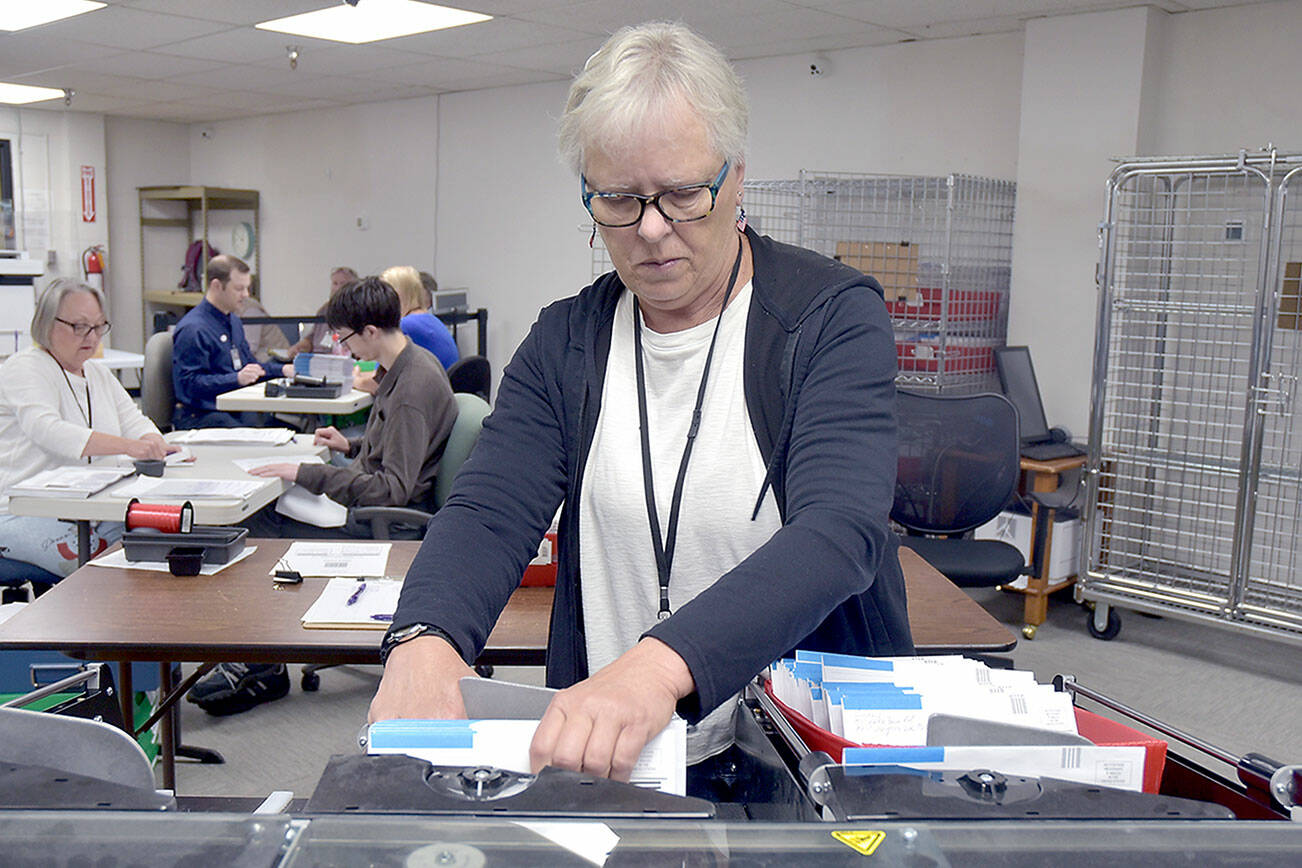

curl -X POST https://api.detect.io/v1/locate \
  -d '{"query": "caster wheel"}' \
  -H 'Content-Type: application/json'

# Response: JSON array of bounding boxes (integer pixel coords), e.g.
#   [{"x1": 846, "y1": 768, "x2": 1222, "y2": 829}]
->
[
  {"x1": 1087, "y1": 608, "x2": 1121, "y2": 640},
  {"x1": 301, "y1": 671, "x2": 321, "y2": 692},
  {"x1": 1021, "y1": 624, "x2": 1037, "y2": 640},
  {"x1": 474, "y1": 663, "x2": 494, "y2": 679}
]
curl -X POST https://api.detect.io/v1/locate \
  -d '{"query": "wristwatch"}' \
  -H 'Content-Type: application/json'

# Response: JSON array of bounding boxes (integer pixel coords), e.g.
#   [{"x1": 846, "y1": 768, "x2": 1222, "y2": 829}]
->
[{"x1": 379, "y1": 622, "x2": 460, "y2": 665}]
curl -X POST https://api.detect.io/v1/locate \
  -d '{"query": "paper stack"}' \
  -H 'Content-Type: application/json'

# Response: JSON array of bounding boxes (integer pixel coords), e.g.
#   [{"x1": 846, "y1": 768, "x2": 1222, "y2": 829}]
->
[{"x1": 769, "y1": 651, "x2": 1147, "y2": 792}]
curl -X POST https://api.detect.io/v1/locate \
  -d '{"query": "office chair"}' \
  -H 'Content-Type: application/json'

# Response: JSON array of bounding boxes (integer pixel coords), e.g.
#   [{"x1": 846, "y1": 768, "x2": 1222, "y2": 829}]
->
[
  {"x1": 446, "y1": 354, "x2": 491, "y2": 403},
  {"x1": 141, "y1": 330, "x2": 176, "y2": 431},
  {"x1": 892, "y1": 390, "x2": 1026, "y2": 588},
  {"x1": 302, "y1": 393, "x2": 492, "y2": 691}
]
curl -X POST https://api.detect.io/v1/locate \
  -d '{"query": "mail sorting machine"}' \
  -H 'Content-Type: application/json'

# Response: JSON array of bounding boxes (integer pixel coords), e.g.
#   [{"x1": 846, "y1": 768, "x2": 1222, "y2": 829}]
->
[
  {"x1": 1082, "y1": 149, "x2": 1302, "y2": 645},
  {"x1": 0, "y1": 674, "x2": 1298, "y2": 863}
]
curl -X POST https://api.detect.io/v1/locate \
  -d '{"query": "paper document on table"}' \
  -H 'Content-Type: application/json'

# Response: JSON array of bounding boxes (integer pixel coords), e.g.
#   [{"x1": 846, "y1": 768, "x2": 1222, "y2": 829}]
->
[
  {"x1": 115, "y1": 477, "x2": 265, "y2": 500},
  {"x1": 843, "y1": 744, "x2": 1147, "y2": 792},
  {"x1": 301, "y1": 576, "x2": 402, "y2": 629},
  {"x1": 367, "y1": 715, "x2": 688, "y2": 795},
  {"x1": 87, "y1": 545, "x2": 257, "y2": 576},
  {"x1": 169, "y1": 427, "x2": 296, "y2": 446},
  {"x1": 165, "y1": 446, "x2": 196, "y2": 465},
  {"x1": 8, "y1": 466, "x2": 134, "y2": 498},
  {"x1": 281, "y1": 541, "x2": 391, "y2": 576},
  {"x1": 232, "y1": 454, "x2": 324, "y2": 473},
  {"x1": 275, "y1": 483, "x2": 347, "y2": 528}
]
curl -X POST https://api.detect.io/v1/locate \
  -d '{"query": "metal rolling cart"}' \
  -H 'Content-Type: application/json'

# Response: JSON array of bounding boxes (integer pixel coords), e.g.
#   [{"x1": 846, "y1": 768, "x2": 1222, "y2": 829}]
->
[
  {"x1": 1082, "y1": 148, "x2": 1302, "y2": 644},
  {"x1": 591, "y1": 171, "x2": 1017, "y2": 393}
]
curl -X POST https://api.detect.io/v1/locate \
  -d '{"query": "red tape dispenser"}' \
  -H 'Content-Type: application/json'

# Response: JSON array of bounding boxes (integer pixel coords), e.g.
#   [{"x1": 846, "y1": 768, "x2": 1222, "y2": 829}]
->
[
  {"x1": 125, "y1": 499, "x2": 195, "y2": 534},
  {"x1": 121, "y1": 499, "x2": 249, "y2": 575}
]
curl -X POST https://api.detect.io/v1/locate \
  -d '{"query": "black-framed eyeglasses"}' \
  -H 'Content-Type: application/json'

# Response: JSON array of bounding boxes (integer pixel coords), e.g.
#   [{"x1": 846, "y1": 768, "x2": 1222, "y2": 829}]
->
[
  {"x1": 334, "y1": 329, "x2": 357, "y2": 345},
  {"x1": 581, "y1": 160, "x2": 731, "y2": 228},
  {"x1": 55, "y1": 317, "x2": 111, "y2": 338}
]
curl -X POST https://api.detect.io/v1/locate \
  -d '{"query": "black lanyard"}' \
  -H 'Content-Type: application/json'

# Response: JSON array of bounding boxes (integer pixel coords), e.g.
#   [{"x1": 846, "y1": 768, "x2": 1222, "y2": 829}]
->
[
  {"x1": 633, "y1": 234, "x2": 744, "y2": 621},
  {"x1": 49, "y1": 350, "x2": 93, "y2": 464}
]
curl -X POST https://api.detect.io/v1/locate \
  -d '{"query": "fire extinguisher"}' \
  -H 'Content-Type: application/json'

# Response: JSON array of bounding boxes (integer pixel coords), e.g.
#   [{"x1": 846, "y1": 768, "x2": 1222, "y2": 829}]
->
[{"x1": 82, "y1": 244, "x2": 106, "y2": 292}]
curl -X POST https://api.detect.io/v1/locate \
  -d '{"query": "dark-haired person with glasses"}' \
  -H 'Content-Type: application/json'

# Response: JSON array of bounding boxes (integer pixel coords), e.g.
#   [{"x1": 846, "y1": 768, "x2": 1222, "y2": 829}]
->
[
  {"x1": 0, "y1": 278, "x2": 176, "y2": 579},
  {"x1": 370, "y1": 22, "x2": 912, "y2": 798}
]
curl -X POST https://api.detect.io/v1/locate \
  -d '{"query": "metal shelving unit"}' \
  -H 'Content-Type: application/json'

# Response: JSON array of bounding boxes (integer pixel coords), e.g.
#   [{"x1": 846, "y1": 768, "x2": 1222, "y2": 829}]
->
[{"x1": 138, "y1": 185, "x2": 259, "y2": 334}]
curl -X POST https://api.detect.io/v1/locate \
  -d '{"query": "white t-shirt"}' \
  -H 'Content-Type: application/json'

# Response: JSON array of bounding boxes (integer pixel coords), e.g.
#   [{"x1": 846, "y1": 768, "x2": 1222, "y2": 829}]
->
[
  {"x1": 579, "y1": 282, "x2": 781, "y2": 764},
  {"x1": 0, "y1": 347, "x2": 159, "y2": 511}
]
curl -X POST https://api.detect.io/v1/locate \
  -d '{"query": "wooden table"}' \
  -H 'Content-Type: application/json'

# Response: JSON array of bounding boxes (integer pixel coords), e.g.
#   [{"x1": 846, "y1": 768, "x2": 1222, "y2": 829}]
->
[
  {"x1": 1009, "y1": 453, "x2": 1089, "y2": 636},
  {"x1": 216, "y1": 382, "x2": 373, "y2": 415},
  {"x1": 0, "y1": 540, "x2": 1011, "y2": 789},
  {"x1": 5, "y1": 434, "x2": 327, "y2": 566}
]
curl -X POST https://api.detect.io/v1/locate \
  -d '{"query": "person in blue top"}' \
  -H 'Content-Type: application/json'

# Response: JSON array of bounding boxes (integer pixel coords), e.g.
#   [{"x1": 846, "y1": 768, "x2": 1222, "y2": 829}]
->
[
  {"x1": 384, "y1": 265, "x2": 459, "y2": 370},
  {"x1": 171, "y1": 255, "x2": 293, "y2": 428}
]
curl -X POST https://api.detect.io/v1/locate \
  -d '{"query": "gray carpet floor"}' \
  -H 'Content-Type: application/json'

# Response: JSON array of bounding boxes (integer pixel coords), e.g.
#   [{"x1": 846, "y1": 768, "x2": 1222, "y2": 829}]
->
[{"x1": 170, "y1": 590, "x2": 1302, "y2": 799}]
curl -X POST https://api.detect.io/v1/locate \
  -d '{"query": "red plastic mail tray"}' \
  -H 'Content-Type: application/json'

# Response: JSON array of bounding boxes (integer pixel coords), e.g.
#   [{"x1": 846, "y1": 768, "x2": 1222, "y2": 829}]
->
[{"x1": 763, "y1": 680, "x2": 1167, "y2": 793}]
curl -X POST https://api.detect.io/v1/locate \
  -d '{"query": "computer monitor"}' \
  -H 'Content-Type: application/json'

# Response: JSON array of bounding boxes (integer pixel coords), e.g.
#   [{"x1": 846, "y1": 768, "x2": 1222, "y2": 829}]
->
[{"x1": 994, "y1": 346, "x2": 1052, "y2": 443}]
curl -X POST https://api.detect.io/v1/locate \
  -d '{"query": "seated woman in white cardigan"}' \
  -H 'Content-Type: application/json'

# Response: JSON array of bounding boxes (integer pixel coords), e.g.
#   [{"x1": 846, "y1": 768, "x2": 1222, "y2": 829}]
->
[{"x1": 0, "y1": 278, "x2": 176, "y2": 579}]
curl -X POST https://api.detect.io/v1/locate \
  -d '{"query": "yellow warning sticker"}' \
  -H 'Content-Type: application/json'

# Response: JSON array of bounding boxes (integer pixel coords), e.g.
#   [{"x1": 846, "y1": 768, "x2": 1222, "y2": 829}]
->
[{"x1": 832, "y1": 830, "x2": 887, "y2": 856}]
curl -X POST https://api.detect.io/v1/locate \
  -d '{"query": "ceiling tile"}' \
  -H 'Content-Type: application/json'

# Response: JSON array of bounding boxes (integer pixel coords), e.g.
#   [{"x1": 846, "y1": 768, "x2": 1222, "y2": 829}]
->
[
  {"x1": 254, "y1": 44, "x2": 434, "y2": 77},
  {"x1": 0, "y1": 33, "x2": 123, "y2": 77},
  {"x1": 381, "y1": 16, "x2": 594, "y2": 58},
  {"x1": 29, "y1": 6, "x2": 231, "y2": 52},
  {"x1": 470, "y1": 36, "x2": 606, "y2": 75},
  {"x1": 62, "y1": 51, "x2": 226, "y2": 80},
  {"x1": 153, "y1": 27, "x2": 321, "y2": 64}
]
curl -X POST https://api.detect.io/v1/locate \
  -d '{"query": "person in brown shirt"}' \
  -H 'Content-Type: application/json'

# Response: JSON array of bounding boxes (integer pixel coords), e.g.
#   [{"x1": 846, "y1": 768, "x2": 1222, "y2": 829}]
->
[{"x1": 251, "y1": 275, "x2": 458, "y2": 513}]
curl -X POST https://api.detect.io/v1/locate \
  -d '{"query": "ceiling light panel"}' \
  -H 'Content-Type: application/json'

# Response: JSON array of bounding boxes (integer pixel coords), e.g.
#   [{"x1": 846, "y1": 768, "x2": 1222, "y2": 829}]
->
[
  {"x1": 257, "y1": 0, "x2": 491, "y2": 45},
  {"x1": 0, "y1": 81, "x2": 65, "y2": 104},
  {"x1": 0, "y1": 0, "x2": 105, "y2": 32}
]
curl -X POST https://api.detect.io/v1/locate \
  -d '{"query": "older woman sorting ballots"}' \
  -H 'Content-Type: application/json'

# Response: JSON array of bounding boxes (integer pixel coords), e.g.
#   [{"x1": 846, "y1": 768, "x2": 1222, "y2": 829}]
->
[
  {"x1": 370, "y1": 22, "x2": 913, "y2": 794},
  {"x1": 0, "y1": 279, "x2": 174, "y2": 578}
]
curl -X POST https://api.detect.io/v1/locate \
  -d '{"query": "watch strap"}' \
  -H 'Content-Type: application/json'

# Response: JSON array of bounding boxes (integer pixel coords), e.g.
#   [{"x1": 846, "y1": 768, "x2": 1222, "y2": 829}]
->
[{"x1": 379, "y1": 622, "x2": 461, "y2": 666}]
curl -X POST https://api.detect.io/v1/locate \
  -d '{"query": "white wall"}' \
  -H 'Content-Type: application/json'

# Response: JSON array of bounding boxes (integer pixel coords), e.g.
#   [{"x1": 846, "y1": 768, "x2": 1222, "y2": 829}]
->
[
  {"x1": 187, "y1": 97, "x2": 440, "y2": 318},
  {"x1": 104, "y1": 117, "x2": 191, "y2": 354},
  {"x1": 740, "y1": 33, "x2": 1023, "y2": 181}
]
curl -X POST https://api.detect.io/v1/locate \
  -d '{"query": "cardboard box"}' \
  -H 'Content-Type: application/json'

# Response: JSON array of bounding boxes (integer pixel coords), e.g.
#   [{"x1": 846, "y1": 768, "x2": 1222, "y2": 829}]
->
[
  {"x1": 974, "y1": 509, "x2": 1080, "y2": 581},
  {"x1": 1278, "y1": 261, "x2": 1301, "y2": 331},
  {"x1": 836, "y1": 241, "x2": 919, "y2": 301}
]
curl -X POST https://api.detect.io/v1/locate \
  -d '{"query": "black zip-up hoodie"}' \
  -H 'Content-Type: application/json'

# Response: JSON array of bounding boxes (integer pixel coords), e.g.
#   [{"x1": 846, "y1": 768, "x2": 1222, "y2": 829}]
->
[{"x1": 392, "y1": 228, "x2": 913, "y2": 723}]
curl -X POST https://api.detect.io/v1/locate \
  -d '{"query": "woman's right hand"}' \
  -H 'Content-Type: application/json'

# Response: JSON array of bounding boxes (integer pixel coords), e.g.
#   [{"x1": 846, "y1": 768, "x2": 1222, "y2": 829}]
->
[
  {"x1": 125, "y1": 437, "x2": 169, "y2": 461},
  {"x1": 368, "y1": 634, "x2": 476, "y2": 722}
]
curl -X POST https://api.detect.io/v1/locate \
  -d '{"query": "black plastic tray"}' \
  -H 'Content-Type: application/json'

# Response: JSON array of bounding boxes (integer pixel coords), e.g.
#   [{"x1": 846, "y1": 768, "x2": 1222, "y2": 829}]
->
[{"x1": 122, "y1": 526, "x2": 248, "y2": 565}]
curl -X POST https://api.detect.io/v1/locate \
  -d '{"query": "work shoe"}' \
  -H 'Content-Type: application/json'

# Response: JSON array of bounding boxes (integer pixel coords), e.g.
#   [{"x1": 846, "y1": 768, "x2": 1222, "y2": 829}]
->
[{"x1": 185, "y1": 662, "x2": 290, "y2": 716}]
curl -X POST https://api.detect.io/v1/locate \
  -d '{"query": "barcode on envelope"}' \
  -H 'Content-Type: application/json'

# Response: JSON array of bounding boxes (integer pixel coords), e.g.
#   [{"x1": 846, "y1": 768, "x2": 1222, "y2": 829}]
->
[
  {"x1": 1010, "y1": 695, "x2": 1028, "y2": 716},
  {"x1": 1060, "y1": 747, "x2": 1082, "y2": 769}
]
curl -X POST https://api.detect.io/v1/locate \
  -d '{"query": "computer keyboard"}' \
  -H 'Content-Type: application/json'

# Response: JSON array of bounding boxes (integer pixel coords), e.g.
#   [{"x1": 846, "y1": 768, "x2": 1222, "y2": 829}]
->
[{"x1": 1021, "y1": 440, "x2": 1087, "y2": 461}]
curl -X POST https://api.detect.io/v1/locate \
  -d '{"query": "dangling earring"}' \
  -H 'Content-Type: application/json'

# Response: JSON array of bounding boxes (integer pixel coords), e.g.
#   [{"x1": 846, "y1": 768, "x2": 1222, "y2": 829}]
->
[
  {"x1": 735, "y1": 205, "x2": 747, "y2": 232},
  {"x1": 588, "y1": 224, "x2": 597, "y2": 248}
]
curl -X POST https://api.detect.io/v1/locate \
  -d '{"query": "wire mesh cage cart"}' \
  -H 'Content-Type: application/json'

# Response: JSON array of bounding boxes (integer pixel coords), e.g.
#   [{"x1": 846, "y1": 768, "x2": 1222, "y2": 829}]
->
[
  {"x1": 1081, "y1": 149, "x2": 1302, "y2": 646},
  {"x1": 592, "y1": 171, "x2": 1017, "y2": 392}
]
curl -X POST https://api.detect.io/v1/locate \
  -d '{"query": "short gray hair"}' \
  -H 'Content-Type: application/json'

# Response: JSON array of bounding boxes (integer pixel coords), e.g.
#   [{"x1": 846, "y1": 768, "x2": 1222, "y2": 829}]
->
[
  {"x1": 31, "y1": 278, "x2": 106, "y2": 347},
  {"x1": 558, "y1": 21, "x2": 748, "y2": 175}
]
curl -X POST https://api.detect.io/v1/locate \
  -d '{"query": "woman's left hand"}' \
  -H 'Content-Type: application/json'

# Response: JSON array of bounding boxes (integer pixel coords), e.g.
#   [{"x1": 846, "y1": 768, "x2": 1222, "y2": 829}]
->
[
  {"x1": 528, "y1": 638, "x2": 694, "y2": 781},
  {"x1": 247, "y1": 463, "x2": 300, "y2": 482}
]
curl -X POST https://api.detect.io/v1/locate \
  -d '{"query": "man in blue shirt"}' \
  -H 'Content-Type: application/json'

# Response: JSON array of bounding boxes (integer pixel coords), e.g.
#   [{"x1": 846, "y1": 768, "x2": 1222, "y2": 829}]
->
[{"x1": 172, "y1": 255, "x2": 294, "y2": 428}]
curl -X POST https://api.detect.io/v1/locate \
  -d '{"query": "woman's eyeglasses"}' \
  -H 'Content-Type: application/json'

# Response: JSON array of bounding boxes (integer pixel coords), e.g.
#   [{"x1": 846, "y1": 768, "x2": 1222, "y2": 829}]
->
[
  {"x1": 582, "y1": 161, "x2": 730, "y2": 228},
  {"x1": 55, "y1": 317, "x2": 111, "y2": 338}
]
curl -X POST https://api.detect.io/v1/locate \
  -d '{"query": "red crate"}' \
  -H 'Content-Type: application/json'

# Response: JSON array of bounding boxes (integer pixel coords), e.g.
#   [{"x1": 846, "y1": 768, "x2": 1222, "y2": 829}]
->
[
  {"x1": 896, "y1": 341, "x2": 994, "y2": 374},
  {"x1": 763, "y1": 681, "x2": 1167, "y2": 794},
  {"x1": 521, "y1": 531, "x2": 557, "y2": 587},
  {"x1": 887, "y1": 287, "x2": 1001, "y2": 323}
]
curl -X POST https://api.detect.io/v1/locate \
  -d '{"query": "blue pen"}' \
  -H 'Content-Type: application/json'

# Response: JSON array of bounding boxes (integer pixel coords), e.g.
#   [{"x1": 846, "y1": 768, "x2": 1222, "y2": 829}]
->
[
  {"x1": 370, "y1": 613, "x2": 393, "y2": 622},
  {"x1": 345, "y1": 582, "x2": 366, "y2": 606}
]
